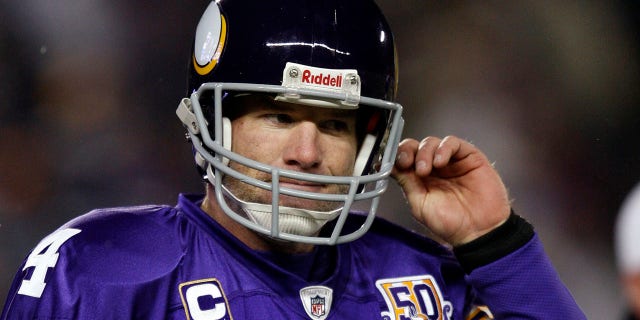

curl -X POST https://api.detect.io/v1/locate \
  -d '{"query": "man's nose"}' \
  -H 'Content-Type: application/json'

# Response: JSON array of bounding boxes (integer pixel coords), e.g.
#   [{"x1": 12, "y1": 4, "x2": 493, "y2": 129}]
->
[{"x1": 282, "y1": 121, "x2": 322, "y2": 170}]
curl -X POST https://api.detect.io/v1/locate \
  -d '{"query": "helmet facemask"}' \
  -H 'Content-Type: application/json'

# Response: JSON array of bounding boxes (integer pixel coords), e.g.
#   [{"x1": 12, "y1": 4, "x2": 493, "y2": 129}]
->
[{"x1": 177, "y1": 81, "x2": 403, "y2": 245}]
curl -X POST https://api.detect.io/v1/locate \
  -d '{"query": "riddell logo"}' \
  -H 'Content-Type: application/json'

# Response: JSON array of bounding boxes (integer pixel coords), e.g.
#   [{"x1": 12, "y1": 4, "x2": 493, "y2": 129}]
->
[{"x1": 301, "y1": 69, "x2": 342, "y2": 87}]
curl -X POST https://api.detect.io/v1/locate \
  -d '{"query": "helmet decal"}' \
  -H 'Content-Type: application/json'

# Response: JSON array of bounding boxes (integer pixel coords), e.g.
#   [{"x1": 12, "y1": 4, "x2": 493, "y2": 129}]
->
[
  {"x1": 193, "y1": 2, "x2": 227, "y2": 76},
  {"x1": 278, "y1": 62, "x2": 362, "y2": 108}
]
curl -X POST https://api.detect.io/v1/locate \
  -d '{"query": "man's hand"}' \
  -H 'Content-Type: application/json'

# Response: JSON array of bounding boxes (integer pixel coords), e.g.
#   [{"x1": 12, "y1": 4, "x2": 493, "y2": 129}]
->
[{"x1": 392, "y1": 136, "x2": 511, "y2": 247}]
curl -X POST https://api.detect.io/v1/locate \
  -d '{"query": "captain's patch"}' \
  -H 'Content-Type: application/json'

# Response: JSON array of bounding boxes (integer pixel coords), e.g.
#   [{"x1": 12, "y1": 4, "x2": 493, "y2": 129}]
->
[{"x1": 179, "y1": 278, "x2": 233, "y2": 320}]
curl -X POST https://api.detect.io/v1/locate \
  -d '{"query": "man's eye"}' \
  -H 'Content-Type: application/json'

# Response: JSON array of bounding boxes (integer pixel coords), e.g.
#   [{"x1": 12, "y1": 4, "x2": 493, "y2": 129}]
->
[
  {"x1": 321, "y1": 120, "x2": 349, "y2": 133},
  {"x1": 265, "y1": 113, "x2": 293, "y2": 124}
]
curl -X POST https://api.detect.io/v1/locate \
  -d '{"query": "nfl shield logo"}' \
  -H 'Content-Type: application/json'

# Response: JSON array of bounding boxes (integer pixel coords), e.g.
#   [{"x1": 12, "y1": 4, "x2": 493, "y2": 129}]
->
[
  {"x1": 300, "y1": 286, "x2": 333, "y2": 320},
  {"x1": 310, "y1": 295, "x2": 325, "y2": 317}
]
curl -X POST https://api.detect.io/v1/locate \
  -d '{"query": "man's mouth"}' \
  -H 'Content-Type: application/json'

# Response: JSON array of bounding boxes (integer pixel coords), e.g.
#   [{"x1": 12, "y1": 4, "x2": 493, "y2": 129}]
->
[{"x1": 277, "y1": 180, "x2": 326, "y2": 192}]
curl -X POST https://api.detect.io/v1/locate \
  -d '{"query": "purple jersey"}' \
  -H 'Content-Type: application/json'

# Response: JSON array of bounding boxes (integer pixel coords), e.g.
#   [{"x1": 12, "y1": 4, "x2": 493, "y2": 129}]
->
[{"x1": 2, "y1": 194, "x2": 585, "y2": 319}]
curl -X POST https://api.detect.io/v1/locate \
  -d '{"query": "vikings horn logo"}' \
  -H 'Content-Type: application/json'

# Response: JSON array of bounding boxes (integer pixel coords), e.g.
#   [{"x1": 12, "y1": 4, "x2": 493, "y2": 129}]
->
[{"x1": 193, "y1": 2, "x2": 228, "y2": 76}]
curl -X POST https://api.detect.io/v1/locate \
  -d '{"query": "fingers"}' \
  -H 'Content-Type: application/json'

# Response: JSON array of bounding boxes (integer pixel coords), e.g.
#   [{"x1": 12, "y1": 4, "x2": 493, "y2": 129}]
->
[
  {"x1": 395, "y1": 136, "x2": 474, "y2": 176},
  {"x1": 394, "y1": 138, "x2": 418, "y2": 169},
  {"x1": 416, "y1": 137, "x2": 445, "y2": 175}
]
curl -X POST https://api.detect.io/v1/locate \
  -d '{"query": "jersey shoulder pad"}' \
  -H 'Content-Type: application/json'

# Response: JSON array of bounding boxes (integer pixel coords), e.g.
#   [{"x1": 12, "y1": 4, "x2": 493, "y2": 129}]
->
[{"x1": 22, "y1": 205, "x2": 185, "y2": 296}]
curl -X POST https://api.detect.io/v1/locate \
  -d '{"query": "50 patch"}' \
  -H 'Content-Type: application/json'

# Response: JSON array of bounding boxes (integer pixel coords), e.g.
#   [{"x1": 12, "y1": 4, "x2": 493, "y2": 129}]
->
[{"x1": 376, "y1": 275, "x2": 453, "y2": 320}]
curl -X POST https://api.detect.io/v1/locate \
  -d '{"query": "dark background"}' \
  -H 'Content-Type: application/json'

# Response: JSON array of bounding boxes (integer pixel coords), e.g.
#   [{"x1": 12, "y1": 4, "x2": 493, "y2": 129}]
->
[{"x1": 1, "y1": 1, "x2": 638, "y2": 318}]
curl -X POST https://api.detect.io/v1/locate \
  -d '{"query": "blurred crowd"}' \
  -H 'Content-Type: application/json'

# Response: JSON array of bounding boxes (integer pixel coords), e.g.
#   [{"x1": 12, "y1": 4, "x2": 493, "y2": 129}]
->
[{"x1": 1, "y1": 1, "x2": 638, "y2": 318}]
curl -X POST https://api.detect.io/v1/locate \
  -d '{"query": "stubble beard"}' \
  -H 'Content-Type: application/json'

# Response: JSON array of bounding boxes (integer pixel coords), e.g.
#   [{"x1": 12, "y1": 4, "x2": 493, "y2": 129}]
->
[{"x1": 222, "y1": 163, "x2": 349, "y2": 213}]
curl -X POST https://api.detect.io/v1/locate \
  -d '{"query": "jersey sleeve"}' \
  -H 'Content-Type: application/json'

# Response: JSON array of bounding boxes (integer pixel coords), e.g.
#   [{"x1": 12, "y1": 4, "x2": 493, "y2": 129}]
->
[{"x1": 460, "y1": 221, "x2": 587, "y2": 319}]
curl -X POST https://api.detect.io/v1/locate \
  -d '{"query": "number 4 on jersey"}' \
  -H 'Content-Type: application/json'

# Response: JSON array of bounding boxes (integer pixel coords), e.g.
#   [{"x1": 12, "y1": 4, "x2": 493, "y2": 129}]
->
[{"x1": 18, "y1": 228, "x2": 81, "y2": 298}]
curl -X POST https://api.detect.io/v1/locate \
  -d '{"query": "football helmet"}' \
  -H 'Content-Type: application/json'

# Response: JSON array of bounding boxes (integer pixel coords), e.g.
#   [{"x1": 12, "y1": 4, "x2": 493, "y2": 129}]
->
[{"x1": 176, "y1": 0, "x2": 404, "y2": 245}]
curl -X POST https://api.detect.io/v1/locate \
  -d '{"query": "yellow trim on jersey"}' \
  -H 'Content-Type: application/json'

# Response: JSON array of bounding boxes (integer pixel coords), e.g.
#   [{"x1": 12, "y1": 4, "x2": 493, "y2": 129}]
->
[
  {"x1": 193, "y1": 15, "x2": 228, "y2": 76},
  {"x1": 466, "y1": 305, "x2": 494, "y2": 320}
]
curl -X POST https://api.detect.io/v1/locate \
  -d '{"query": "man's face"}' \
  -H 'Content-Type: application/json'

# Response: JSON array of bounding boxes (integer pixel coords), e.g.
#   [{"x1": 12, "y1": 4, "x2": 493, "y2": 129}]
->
[{"x1": 222, "y1": 94, "x2": 358, "y2": 212}]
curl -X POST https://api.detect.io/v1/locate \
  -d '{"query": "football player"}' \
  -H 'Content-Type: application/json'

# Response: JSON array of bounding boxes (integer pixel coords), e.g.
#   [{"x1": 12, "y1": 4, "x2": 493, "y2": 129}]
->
[{"x1": 2, "y1": 1, "x2": 585, "y2": 319}]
